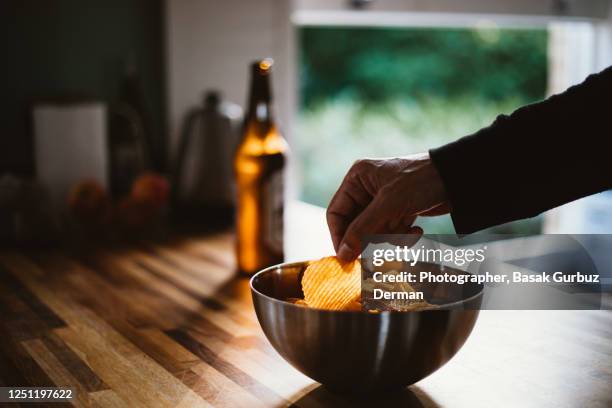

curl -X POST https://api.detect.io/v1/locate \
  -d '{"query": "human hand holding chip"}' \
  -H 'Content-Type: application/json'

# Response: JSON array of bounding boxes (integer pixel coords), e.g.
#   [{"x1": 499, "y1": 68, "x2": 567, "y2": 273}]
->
[{"x1": 326, "y1": 153, "x2": 449, "y2": 262}]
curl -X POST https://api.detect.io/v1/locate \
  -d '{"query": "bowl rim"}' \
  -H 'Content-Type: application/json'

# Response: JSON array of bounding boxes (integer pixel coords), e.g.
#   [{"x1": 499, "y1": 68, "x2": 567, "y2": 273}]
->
[{"x1": 250, "y1": 260, "x2": 484, "y2": 313}]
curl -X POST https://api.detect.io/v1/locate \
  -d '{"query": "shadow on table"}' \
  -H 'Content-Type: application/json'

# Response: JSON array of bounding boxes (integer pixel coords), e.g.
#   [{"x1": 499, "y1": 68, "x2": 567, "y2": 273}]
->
[{"x1": 290, "y1": 384, "x2": 439, "y2": 408}]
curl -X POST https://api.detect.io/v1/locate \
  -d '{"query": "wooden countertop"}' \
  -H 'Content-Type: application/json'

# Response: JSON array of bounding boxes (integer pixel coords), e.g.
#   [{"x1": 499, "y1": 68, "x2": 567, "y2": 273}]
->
[{"x1": 1, "y1": 202, "x2": 611, "y2": 407}]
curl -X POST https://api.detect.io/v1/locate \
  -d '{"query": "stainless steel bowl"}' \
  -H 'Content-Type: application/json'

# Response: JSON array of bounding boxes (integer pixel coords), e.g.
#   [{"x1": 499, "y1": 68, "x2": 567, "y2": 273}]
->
[{"x1": 250, "y1": 261, "x2": 483, "y2": 393}]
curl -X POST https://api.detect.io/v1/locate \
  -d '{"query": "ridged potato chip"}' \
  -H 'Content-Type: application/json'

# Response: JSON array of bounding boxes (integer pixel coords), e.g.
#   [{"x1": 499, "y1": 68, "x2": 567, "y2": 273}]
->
[
  {"x1": 344, "y1": 300, "x2": 362, "y2": 311},
  {"x1": 302, "y1": 256, "x2": 361, "y2": 310}
]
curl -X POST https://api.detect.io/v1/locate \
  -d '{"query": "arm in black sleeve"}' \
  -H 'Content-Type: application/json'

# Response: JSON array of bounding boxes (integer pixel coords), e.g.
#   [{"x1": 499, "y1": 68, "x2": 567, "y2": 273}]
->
[{"x1": 429, "y1": 66, "x2": 612, "y2": 234}]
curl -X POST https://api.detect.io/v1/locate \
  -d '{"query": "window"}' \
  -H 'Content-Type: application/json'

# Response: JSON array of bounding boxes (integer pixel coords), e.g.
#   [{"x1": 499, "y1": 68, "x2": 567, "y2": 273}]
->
[{"x1": 296, "y1": 25, "x2": 548, "y2": 233}]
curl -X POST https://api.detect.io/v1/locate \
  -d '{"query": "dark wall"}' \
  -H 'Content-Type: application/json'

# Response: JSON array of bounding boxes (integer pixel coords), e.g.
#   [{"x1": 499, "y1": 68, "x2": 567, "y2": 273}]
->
[{"x1": 0, "y1": 0, "x2": 166, "y2": 175}]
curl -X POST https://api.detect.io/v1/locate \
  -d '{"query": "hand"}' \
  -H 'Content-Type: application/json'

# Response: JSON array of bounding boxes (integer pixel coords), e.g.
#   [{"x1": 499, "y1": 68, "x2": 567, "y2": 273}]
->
[{"x1": 327, "y1": 153, "x2": 450, "y2": 262}]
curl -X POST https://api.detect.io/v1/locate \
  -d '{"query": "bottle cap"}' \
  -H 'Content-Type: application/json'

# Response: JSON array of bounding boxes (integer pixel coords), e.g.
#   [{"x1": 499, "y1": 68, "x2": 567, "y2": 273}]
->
[{"x1": 251, "y1": 58, "x2": 274, "y2": 75}]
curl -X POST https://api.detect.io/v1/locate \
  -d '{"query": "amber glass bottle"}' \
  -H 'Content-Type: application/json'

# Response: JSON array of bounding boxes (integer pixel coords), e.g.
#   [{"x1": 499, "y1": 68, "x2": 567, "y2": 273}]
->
[{"x1": 234, "y1": 59, "x2": 287, "y2": 275}]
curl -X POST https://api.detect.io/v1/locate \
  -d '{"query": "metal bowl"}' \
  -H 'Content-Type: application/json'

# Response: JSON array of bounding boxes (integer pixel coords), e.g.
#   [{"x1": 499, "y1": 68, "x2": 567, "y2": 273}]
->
[{"x1": 250, "y1": 261, "x2": 483, "y2": 393}]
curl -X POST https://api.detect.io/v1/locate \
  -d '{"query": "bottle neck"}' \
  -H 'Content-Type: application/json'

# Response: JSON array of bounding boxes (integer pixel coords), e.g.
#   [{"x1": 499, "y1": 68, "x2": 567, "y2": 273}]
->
[{"x1": 246, "y1": 67, "x2": 274, "y2": 125}]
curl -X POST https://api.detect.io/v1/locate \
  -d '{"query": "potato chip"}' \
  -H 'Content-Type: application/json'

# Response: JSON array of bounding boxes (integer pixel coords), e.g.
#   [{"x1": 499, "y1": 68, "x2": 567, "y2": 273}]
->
[
  {"x1": 302, "y1": 256, "x2": 361, "y2": 310},
  {"x1": 344, "y1": 300, "x2": 362, "y2": 311}
]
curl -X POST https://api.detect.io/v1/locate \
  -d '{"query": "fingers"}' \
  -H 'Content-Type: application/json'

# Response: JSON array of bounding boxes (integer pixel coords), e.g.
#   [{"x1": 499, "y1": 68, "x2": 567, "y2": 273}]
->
[
  {"x1": 337, "y1": 203, "x2": 423, "y2": 262},
  {"x1": 327, "y1": 211, "x2": 349, "y2": 253},
  {"x1": 387, "y1": 214, "x2": 416, "y2": 232},
  {"x1": 336, "y1": 195, "x2": 389, "y2": 262},
  {"x1": 326, "y1": 166, "x2": 373, "y2": 251}
]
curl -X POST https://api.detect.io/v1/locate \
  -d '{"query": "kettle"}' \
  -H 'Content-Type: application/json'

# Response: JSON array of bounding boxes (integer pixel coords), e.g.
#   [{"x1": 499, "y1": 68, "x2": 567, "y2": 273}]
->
[{"x1": 173, "y1": 91, "x2": 242, "y2": 227}]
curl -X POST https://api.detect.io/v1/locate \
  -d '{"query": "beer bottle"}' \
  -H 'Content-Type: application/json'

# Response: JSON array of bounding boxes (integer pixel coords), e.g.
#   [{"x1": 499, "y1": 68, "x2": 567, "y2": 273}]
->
[{"x1": 234, "y1": 59, "x2": 287, "y2": 275}]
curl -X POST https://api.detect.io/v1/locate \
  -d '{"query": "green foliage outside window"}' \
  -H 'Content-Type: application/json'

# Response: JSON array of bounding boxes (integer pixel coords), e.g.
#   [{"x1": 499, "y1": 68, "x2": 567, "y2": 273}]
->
[{"x1": 297, "y1": 26, "x2": 548, "y2": 233}]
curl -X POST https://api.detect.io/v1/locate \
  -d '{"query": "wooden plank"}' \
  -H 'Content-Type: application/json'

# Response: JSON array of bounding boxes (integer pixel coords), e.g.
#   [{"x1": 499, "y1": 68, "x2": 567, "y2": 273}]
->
[
  {"x1": 0, "y1": 288, "x2": 50, "y2": 341},
  {"x1": 88, "y1": 390, "x2": 128, "y2": 408},
  {"x1": 165, "y1": 329, "x2": 289, "y2": 407},
  {"x1": 21, "y1": 338, "x2": 96, "y2": 408},
  {"x1": 0, "y1": 264, "x2": 65, "y2": 329},
  {"x1": 41, "y1": 332, "x2": 108, "y2": 392},
  {"x1": 0, "y1": 336, "x2": 36, "y2": 387},
  {"x1": 158, "y1": 232, "x2": 236, "y2": 271},
  {"x1": 146, "y1": 244, "x2": 231, "y2": 282},
  {"x1": 188, "y1": 362, "x2": 267, "y2": 408},
  {"x1": 0, "y1": 321, "x2": 56, "y2": 389},
  {"x1": 132, "y1": 254, "x2": 220, "y2": 299}
]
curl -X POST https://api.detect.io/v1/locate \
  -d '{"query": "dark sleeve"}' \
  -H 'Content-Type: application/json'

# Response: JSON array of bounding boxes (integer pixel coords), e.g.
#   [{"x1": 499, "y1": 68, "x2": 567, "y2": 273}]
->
[{"x1": 429, "y1": 66, "x2": 612, "y2": 234}]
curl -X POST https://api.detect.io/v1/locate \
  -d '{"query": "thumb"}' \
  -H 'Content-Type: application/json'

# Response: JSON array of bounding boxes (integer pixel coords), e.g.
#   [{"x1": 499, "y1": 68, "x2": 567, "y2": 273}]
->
[{"x1": 336, "y1": 198, "x2": 388, "y2": 262}]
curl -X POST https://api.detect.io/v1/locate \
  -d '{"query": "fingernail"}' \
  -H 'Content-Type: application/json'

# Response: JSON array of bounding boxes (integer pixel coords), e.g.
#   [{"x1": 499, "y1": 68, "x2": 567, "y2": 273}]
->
[{"x1": 337, "y1": 243, "x2": 353, "y2": 262}]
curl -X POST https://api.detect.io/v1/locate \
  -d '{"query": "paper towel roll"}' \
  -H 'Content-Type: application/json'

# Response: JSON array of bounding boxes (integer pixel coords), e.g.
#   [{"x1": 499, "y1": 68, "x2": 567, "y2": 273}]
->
[{"x1": 33, "y1": 101, "x2": 108, "y2": 206}]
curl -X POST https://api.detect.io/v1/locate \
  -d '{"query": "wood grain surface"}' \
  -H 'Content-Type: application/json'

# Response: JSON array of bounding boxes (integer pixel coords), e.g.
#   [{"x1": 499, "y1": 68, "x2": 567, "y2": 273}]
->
[{"x1": 0, "y1": 206, "x2": 611, "y2": 407}]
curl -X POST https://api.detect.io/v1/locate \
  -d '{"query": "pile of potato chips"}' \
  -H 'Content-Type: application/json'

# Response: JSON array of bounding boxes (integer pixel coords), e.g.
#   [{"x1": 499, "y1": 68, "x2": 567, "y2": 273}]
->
[{"x1": 292, "y1": 256, "x2": 435, "y2": 312}]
